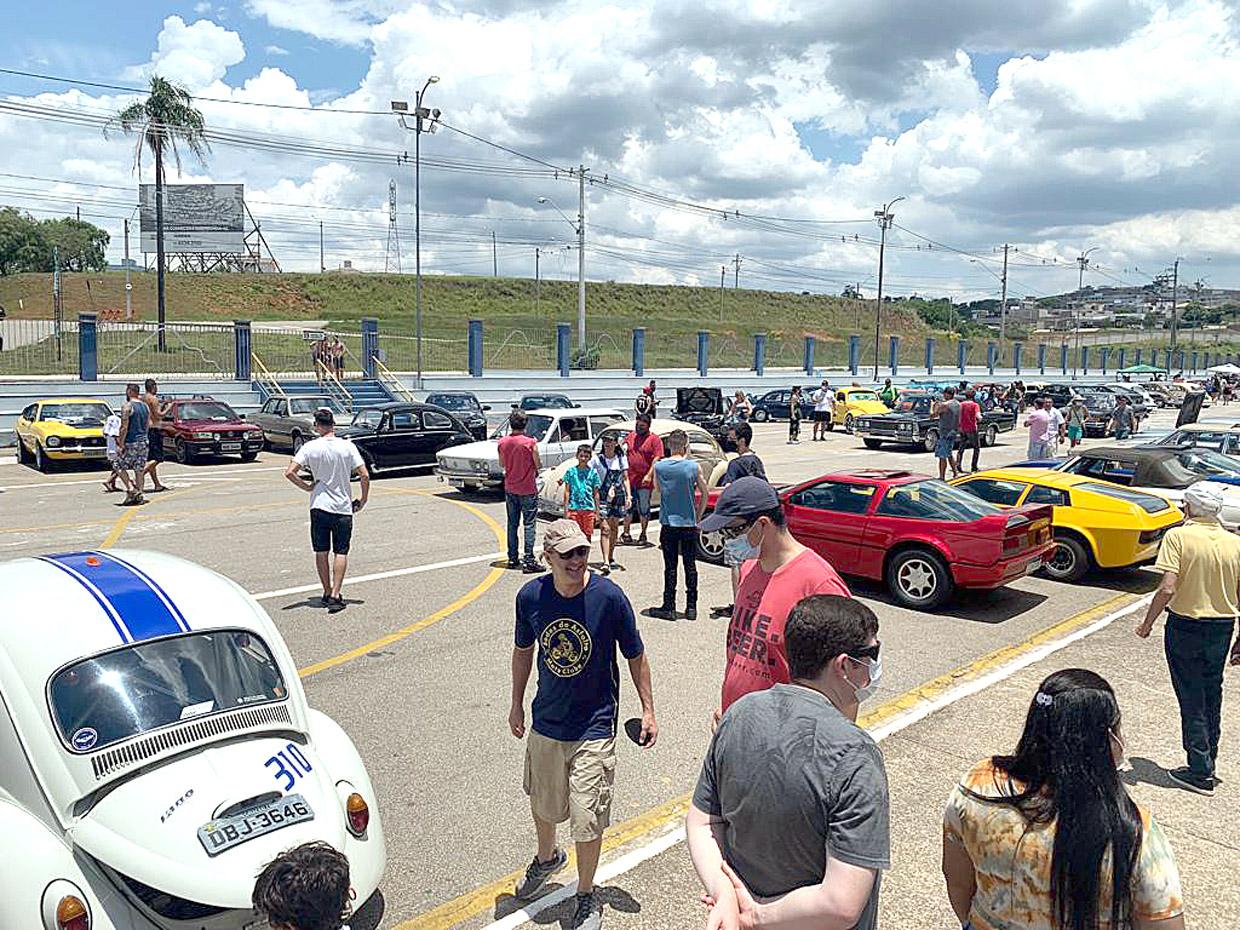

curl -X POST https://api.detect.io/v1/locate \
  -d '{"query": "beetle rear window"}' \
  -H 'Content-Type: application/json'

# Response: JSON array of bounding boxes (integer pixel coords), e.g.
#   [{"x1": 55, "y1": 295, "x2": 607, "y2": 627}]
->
[{"x1": 49, "y1": 631, "x2": 286, "y2": 753}]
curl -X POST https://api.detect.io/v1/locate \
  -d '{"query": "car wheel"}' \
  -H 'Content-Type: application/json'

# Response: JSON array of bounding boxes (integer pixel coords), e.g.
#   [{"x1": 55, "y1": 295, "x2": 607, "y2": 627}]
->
[
  {"x1": 752, "y1": 408, "x2": 769, "y2": 423},
  {"x1": 886, "y1": 549, "x2": 953, "y2": 609},
  {"x1": 1040, "y1": 534, "x2": 1090, "y2": 582},
  {"x1": 844, "y1": 414, "x2": 855, "y2": 434},
  {"x1": 863, "y1": 438, "x2": 884, "y2": 450},
  {"x1": 984, "y1": 424, "x2": 998, "y2": 447},
  {"x1": 175, "y1": 438, "x2": 192, "y2": 465},
  {"x1": 292, "y1": 432, "x2": 305, "y2": 453},
  {"x1": 923, "y1": 428, "x2": 940, "y2": 454},
  {"x1": 34, "y1": 443, "x2": 48, "y2": 473},
  {"x1": 240, "y1": 451, "x2": 258, "y2": 462},
  {"x1": 697, "y1": 525, "x2": 726, "y2": 564}
]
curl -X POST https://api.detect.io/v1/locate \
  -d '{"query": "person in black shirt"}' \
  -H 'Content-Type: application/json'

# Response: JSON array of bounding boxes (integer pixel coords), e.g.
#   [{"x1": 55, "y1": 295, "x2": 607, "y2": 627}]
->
[{"x1": 720, "y1": 422, "x2": 766, "y2": 485}]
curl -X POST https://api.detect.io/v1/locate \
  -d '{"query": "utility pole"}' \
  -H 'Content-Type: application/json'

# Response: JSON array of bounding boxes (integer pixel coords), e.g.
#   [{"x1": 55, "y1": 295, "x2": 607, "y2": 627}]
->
[
  {"x1": 872, "y1": 196, "x2": 904, "y2": 380},
  {"x1": 319, "y1": 221, "x2": 325, "y2": 272},
  {"x1": 491, "y1": 230, "x2": 498, "y2": 277},
  {"x1": 998, "y1": 244, "x2": 1010, "y2": 340},
  {"x1": 1074, "y1": 248, "x2": 1097, "y2": 377},
  {"x1": 733, "y1": 253, "x2": 742, "y2": 289},
  {"x1": 719, "y1": 265, "x2": 726, "y2": 321},
  {"x1": 534, "y1": 247, "x2": 541, "y2": 312},
  {"x1": 123, "y1": 218, "x2": 132, "y2": 320},
  {"x1": 576, "y1": 165, "x2": 587, "y2": 350},
  {"x1": 1170, "y1": 257, "x2": 1181, "y2": 352},
  {"x1": 76, "y1": 205, "x2": 80, "y2": 222}
]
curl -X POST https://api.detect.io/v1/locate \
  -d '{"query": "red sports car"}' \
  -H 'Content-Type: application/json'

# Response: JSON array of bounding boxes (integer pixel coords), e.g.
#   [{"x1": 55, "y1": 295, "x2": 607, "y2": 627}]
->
[
  {"x1": 160, "y1": 397, "x2": 265, "y2": 464},
  {"x1": 701, "y1": 469, "x2": 1053, "y2": 609}
]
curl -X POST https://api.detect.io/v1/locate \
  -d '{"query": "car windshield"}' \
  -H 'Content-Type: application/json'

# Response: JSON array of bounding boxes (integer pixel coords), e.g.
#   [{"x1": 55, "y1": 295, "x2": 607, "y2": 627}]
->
[
  {"x1": 39, "y1": 403, "x2": 111, "y2": 425},
  {"x1": 894, "y1": 394, "x2": 932, "y2": 414},
  {"x1": 1158, "y1": 430, "x2": 1235, "y2": 450},
  {"x1": 848, "y1": 390, "x2": 880, "y2": 402},
  {"x1": 428, "y1": 394, "x2": 480, "y2": 411},
  {"x1": 1168, "y1": 448, "x2": 1240, "y2": 479},
  {"x1": 492, "y1": 414, "x2": 554, "y2": 442},
  {"x1": 351, "y1": 409, "x2": 383, "y2": 429},
  {"x1": 178, "y1": 402, "x2": 236, "y2": 421},
  {"x1": 1078, "y1": 482, "x2": 1171, "y2": 513},
  {"x1": 48, "y1": 630, "x2": 286, "y2": 753},
  {"x1": 523, "y1": 395, "x2": 571, "y2": 409},
  {"x1": 290, "y1": 398, "x2": 340, "y2": 415},
  {"x1": 875, "y1": 479, "x2": 1001, "y2": 521}
]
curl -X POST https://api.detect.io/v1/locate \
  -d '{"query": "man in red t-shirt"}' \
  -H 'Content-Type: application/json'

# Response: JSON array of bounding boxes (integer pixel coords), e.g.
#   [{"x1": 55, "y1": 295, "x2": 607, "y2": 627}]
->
[
  {"x1": 700, "y1": 477, "x2": 851, "y2": 716},
  {"x1": 621, "y1": 413, "x2": 664, "y2": 546},
  {"x1": 498, "y1": 410, "x2": 543, "y2": 572},
  {"x1": 954, "y1": 387, "x2": 982, "y2": 474}
]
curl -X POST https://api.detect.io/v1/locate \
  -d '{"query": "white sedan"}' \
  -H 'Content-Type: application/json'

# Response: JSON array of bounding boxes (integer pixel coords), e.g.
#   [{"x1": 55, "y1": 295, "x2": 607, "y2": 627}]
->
[{"x1": 0, "y1": 549, "x2": 385, "y2": 930}]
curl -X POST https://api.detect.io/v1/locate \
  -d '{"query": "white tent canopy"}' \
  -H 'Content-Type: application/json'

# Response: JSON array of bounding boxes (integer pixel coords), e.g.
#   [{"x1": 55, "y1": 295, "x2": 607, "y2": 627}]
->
[{"x1": 1208, "y1": 363, "x2": 1240, "y2": 375}]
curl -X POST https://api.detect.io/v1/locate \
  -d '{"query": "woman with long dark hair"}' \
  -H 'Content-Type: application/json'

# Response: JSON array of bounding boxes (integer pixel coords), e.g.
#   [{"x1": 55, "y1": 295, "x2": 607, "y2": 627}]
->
[{"x1": 941, "y1": 669, "x2": 1184, "y2": 930}]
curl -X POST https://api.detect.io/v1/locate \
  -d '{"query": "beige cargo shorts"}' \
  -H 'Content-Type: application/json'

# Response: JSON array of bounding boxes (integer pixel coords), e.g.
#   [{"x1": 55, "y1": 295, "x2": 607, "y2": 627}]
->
[{"x1": 524, "y1": 729, "x2": 617, "y2": 843}]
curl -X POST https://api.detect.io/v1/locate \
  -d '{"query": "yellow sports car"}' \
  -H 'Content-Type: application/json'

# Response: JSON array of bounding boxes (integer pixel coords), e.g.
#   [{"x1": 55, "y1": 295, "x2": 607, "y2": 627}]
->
[
  {"x1": 951, "y1": 467, "x2": 1183, "y2": 582},
  {"x1": 833, "y1": 387, "x2": 890, "y2": 433},
  {"x1": 14, "y1": 398, "x2": 112, "y2": 472}
]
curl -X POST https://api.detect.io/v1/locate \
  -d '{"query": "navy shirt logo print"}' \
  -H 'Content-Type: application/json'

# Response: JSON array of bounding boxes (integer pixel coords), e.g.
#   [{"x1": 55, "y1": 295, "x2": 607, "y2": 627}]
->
[{"x1": 540, "y1": 618, "x2": 593, "y2": 677}]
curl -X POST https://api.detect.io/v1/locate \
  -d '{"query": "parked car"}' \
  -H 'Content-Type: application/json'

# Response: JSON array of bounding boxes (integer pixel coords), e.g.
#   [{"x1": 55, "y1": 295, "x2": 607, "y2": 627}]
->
[
  {"x1": 0, "y1": 548, "x2": 385, "y2": 930},
  {"x1": 699, "y1": 470, "x2": 1053, "y2": 609},
  {"x1": 952, "y1": 468, "x2": 1184, "y2": 582},
  {"x1": 14, "y1": 398, "x2": 111, "y2": 471},
  {"x1": 424, "y1": 391, "x2": 490, "y2": 440},
  {"x1": 1056, "y1": 444, "x2": 1240, "y2": 530},
  {"x1": 248, "y1": 394, "x2": 344, "y2": 452},
  {"x1": 830, "y1": 387, "x2": 890, "y2": 433},
  {"x1": 749, "y1": 387, "x2": 816, "y2": 422},
  {"x1": 671, "y1": 387, "x2": 732, "y2": 449},
  {"x1": 160, "y1": 398, "x2": 265, "y2": 464},
  {"x1": 1151, "y1": 422, "x2": 1240, "y2": 455},
  {"x1": 336, "y1": 401, "x2": 474, "y2": 474},
  {"x1": 516, "y1": 392, "x2": 575, "y2": 411},
  {"x1": 851, "y1": 391, "x2": 1015, "y2": 452},
  {"x1": 435, "y1": 406, "x2": 626, "y2": 492},
  {"x1": 1094, "y1": 384, "x2": 1151, "y2": 423},
  {"x1": 537, "y1": 418, "x2": 730, "y2": 518}
]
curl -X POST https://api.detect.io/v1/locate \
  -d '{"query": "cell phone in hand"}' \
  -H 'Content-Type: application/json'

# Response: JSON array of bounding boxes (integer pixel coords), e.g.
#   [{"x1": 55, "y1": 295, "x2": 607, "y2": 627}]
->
[
  {"x1": 624, "y1": 717, "x2": 649, "y2": 746},
  {"x1": 351, "y1": 498, "x2": 362, "y2": 513}
]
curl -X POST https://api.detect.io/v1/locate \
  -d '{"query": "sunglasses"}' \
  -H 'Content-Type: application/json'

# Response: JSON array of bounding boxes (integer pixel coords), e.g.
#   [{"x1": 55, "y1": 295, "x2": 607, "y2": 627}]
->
[
  {"x1": 848, "y1": 641, "x2": 881, "y2": 662},
  {"x1": 553, "y1": 546, "x2": 591, "y2": 560},
  {"x1": 719, "y1": 519, "x2": 757, "y2": 540}
]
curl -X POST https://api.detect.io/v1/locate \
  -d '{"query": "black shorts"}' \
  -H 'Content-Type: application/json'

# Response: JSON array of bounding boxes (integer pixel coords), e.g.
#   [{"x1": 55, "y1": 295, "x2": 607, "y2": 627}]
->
[
  {"x1": 310, "y1": 508, "x2": 354, "y2": 554},
  {"x1": 147, "y1": 428, "x2": 164, "y2": 462},
  {"x1": 812, "y1": 410, "x2": 832, "y2": 422}
]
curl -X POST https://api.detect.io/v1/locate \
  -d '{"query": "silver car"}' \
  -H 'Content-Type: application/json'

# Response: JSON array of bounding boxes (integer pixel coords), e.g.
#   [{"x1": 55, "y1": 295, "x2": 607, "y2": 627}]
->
[{"x1": 249, "y1": 394, "x2": 344, "y2": 451}]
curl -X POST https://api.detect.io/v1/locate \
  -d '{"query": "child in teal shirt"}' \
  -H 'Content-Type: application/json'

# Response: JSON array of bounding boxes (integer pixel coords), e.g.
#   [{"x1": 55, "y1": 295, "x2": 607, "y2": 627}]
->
[{"x1": 560, "y1": 443, "x2": 602, "y2": 542}]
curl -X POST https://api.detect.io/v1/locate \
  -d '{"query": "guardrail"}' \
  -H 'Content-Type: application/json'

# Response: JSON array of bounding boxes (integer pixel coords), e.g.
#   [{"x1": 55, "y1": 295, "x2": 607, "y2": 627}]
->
[
  {"x1": 374, "y1": 358, "x2": 417, "y2": 402},
  {"x1": 315, "y1": 359, "x2": 354, "y2": 409},
  {"x1": 251, "y1": 352, "x2": 287, "y2": 400}
]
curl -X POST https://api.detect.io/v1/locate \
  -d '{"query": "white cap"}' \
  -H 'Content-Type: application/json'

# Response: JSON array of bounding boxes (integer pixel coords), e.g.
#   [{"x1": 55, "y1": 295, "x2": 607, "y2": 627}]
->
[{"x1": 1184, "y1": 482, "x2": 1225, "y2": 516}]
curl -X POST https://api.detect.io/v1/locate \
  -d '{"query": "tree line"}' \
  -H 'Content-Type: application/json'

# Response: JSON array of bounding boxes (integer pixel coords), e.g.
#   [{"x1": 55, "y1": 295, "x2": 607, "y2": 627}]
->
[{"x1": 0, "y1": 206, "x2": 111, "y2": 275}]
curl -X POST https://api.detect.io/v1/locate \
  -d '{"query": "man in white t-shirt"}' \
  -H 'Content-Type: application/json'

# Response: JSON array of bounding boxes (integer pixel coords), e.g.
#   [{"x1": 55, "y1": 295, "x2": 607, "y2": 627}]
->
[
  {"x1": 284, "y1": 408, "x2": 369, "y2": 611},
  {"x1": 811, "y1": 379, "x2": 833, "y2": 441}
]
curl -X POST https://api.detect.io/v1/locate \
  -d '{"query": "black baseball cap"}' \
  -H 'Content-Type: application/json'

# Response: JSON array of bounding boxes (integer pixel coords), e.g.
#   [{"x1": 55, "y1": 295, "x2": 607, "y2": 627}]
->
[{"x1": 700, "y1": 477, "x2": 780, "y2": 532}]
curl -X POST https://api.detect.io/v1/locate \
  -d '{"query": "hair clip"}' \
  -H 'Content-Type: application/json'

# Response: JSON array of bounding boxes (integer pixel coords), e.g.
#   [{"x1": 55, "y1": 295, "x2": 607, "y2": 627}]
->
[{"x1": 1034, "y1": 692, "x2": 1054, "y2": 707}]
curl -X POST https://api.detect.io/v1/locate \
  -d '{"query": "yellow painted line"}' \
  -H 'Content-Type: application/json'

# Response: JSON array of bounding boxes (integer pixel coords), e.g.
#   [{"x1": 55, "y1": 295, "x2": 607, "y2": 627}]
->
[
  {"x1": 297, "y1": 489, "x2": 507, "y2": 679},
  {"x1": 95, "y1": 486, "x2": 200, "y2": 549},
  {"x1": 395, "y1": 589, "x2": 1138, "y2": 930}
]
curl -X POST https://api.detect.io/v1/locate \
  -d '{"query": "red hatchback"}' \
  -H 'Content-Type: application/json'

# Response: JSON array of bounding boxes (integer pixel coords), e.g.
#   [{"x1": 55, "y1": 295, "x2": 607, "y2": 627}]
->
[
  {"x1": 703, "y1": 469, "x2": 1053, "y2": 609},
  {"x1": 161, "y1": 397, "x2": 265, "y2": 464}
]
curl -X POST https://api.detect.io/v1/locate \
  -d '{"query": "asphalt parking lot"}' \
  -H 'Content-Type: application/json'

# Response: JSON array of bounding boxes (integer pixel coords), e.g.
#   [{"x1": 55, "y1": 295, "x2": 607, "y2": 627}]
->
[{"x1": 4, "y1": 409, "x2": 1229, "y2": 929}]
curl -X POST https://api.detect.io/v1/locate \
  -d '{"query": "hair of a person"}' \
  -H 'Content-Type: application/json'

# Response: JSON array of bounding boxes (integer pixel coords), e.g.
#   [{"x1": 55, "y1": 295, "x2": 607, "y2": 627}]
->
[
  {"x1": 752, "y1": 503, "x2": 785, "y2": 528},
  {"x1": 943, "y1": 386, "x2": 956, "y2": 397},
  {"x1": 981, "y1": 669, "x2": 1142, "y2": 930},
  {"x1": 126, "y1": 382, "x2": 139, "y2": 395},
  {"x1": 252, "y1": 841, "x2": 351, "y2": 930},
  {"x1": 785, "y1": 595, "x2": 879, "y2": 680},
  {"x1": 635, "y1": 412, "x2": 652, "y2": 426},
  {"x1": 314, "y1": 408, "x2": 334, "y2": 428},
  {"x1": 509, "y1": 410, "x2": 528, "y2": 431},
  {"x1": 731, "y1": 421, "x2": 754, "y2": 446},
  {"x1": 144, "y1": 377, "x2": 156, "y2": 391},
  {"x1": 666, "y1": 428, "x2": 688, "y2": 452},
  {"x1": 965, "y1": 389, "x2": 976, "y2": 399},
  {"x1": 576, "y1": 443, "x2": 592, "y2": 456}
]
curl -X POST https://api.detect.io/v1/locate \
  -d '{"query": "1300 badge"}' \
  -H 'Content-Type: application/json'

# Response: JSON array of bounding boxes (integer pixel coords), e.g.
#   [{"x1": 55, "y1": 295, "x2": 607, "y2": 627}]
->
[{"x1": 540, "y1": 618, "x2": 592, "y2": 677}]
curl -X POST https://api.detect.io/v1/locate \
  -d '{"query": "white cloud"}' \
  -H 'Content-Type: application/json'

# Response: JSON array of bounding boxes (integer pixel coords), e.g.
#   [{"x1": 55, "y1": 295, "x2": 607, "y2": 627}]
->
[
  {"x1": 194, "y1": 1, "x2": 212, "y2": 12},
  {"x1": 264, "y1": 44, "x2": 290, "y2": 56},
  {"x1": 121, "y1": 16, "x2": 245, "y2": 89}
]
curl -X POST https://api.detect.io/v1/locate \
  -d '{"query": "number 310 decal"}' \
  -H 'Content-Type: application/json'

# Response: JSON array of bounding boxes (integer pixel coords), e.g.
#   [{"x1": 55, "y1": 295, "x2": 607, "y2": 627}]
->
[{"x1": 265, "y1": 743, "x2": 313, "y2": 791}]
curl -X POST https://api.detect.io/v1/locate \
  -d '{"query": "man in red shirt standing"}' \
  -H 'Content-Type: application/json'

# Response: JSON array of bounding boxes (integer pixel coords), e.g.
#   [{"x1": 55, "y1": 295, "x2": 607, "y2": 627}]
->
[
  {"x1": 499, "y1": 411, "x2": 544, "y2": 573},
  {"x1": 699, "y1": 477, "x2": 851, "y2": 717},
  {"x1": 620, "y1": 413, "x2": 664, "y2": 547},
  {"x1": 954, "y1": 388, "x2": 983, "y2": 474}
]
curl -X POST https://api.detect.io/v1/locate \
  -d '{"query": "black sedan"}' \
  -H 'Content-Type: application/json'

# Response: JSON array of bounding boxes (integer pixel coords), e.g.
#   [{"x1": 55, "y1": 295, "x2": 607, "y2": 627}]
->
[
  {"x1": 336, "y1": 402, "x2": 474, "y2": 473},
  {"x1": 852, "y1": 391, "x2": 1015, "y2": 452},
  {"x1": 424, "y1": 391, "x2": 491, "y2": 440},
  {"x1": 516, "y1": 392, "x2": 575, "y2": 411},
  {"x1": 749, "y1": 387, "x2": 817, "y2": 422}
]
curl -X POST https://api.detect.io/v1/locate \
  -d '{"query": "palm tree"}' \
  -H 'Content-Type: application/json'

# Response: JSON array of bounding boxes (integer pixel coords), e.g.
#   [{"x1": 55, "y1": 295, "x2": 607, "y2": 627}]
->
[{"x1": 111, "y1": 76, "x2": 209, "y2": 350}]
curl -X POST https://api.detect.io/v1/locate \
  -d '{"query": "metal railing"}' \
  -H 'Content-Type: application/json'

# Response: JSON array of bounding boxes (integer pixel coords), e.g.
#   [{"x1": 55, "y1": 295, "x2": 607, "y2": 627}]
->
[
  {"x1": 99, "y1": 321, "x2": 233, "y2": 379},
  {"x1": 315, "y1": 359, "x2": 354, "y2": 409},
  {"x1": 251, "y1": 352, "x2": 287, "y2": 400},
  {"x1": 374, "y1": 357, "x2": 416, "y2": 402}
]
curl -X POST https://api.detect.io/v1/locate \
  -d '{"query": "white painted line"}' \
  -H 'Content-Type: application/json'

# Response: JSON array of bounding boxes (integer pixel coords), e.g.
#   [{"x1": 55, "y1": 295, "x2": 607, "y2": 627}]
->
[
  {"x1": 479, "y1": 593, "x2": 1154, "y2": 930},
  {"x1": 0, "y1": 463, "x2": 288, "y2": 491},
  {"x1": 252, "y1": 551, "x2": 504, "y2": 600}
]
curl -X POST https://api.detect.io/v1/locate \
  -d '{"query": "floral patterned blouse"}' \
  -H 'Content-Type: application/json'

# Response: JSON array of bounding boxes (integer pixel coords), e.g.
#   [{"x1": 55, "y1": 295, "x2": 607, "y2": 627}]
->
[{"x1": 943, "y1": 759, "x2": 1183, "y2": 930}]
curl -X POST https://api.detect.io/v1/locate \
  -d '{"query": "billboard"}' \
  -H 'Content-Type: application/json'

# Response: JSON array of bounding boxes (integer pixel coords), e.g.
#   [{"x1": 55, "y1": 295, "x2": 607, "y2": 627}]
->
[{"x1": 139, "y1": 183, "x2": 245, "y2": 253}]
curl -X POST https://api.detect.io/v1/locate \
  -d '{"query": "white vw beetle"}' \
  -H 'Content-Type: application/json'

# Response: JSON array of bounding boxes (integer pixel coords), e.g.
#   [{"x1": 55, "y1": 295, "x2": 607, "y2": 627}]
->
[{"x1": 0, "y1": 549, "x2": 385, "y2": 930}]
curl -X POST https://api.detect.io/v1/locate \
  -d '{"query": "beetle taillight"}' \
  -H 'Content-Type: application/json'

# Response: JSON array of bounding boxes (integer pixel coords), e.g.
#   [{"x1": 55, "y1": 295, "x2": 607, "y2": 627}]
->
[
  {"x1": 56, "y1": 895, "x2": 89, "y2": 930},
  {"x1": 346, "y1": 793, "x2": 369, "y2": 836}
]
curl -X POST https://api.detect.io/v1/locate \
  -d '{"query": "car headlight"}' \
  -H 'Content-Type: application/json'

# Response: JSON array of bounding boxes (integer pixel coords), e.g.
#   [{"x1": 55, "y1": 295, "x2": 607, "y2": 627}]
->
[{"x1": 46, "y1": 436, "x2": 62, "y2": 447}]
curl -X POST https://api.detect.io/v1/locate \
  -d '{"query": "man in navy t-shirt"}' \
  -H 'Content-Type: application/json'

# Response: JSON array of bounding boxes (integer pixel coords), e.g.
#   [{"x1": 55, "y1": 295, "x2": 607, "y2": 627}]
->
[{"x1": 509, "y1": 519, "x2": 657, "y2": 930}]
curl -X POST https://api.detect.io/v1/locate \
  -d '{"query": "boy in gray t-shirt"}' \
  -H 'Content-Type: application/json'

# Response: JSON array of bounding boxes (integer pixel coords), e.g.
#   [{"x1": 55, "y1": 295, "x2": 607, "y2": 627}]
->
[{"x1": 687, "y1": 595, "x2": 890, "y2": 930}]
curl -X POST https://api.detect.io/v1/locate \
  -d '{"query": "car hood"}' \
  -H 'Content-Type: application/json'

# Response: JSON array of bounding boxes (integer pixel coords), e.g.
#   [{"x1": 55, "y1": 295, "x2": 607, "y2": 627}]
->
[
  {"x1": 844, "y1": 400, "x2": 890, "y2": 415},
  {"x1": 176, "y1": 418, "x2": 258, "y2": 432},
  {"x1": 37, "y1": 422, "x2": 106, "y2": 437},
  {"x1": 436, "y1": 439, "x2": 500, "y2": 462},
  {"x1": 676, "y1": 387, "x2": 724, "y2": 416},
  {"x1": 72, "y1": 736, "x2": 347, "y2": 909},
  {"x1": 859, "y1": 410, "x2": 922, "y2": 421}
]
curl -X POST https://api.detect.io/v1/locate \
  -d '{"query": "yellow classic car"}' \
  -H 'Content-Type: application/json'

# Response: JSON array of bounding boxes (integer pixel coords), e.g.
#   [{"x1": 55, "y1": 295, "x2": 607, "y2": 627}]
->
[
  {"x1": 14, "y1": 398, "x2": 113, "y2": 472},
  {"x1": 951, "y1": 467, "x2": 1183, "y2": 582},
  {"x1": 833, "y1": 387, "x2": 891, "y2": 433}
]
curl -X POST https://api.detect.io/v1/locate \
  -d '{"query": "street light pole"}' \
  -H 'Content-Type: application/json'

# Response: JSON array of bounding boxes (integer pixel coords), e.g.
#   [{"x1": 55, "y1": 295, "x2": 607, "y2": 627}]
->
[
  {"x1": 1074, "y1": 247, "x2": 1097, "y2": 378},
  {"x1": 872, "y1": 196, "x2": 904, "y2": 381},
  {"x1": 576, "y1": 166, "x2": 587, "y2": 350}
]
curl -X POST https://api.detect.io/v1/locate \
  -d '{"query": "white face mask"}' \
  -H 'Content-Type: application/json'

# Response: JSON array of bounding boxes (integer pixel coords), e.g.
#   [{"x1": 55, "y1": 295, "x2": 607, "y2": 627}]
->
[
  {"x1": 1110, "y1": 727, "x2": 1130, "y2": 773},
  {"x1": 844, "y1": 655, "x2": 883, "y2": 703}
]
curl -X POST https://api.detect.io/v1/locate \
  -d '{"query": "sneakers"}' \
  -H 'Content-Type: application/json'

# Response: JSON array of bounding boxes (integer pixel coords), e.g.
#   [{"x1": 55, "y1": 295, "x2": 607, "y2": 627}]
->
[
  {"x1": 522, "y1": 559, "x2": 544, "y2": 574},
  {"x1": 646, "y1": 606, "x2": 677, "y2": 621},
  {"x1": 570, "y1": 891, "x2": 601, "y2": 930},
  {"x1": 514, "y1": 848, "x2": 567, "y2": 899},
  {"x1": 507, "y1": 558, "x2": 520, "y2": 570},
  {"x1": 1168, "y1": 766, "x2": 1215, "y2": 796},
  {"x1": 684, "y1": 607, "x2": 697, "y2": 621},
  {"x1": 599, "y1": 563, "x2": 611, "y2": 576},
  {"x1": 608, "y1": 561, "x2": 622, "y2": 572},
  {"x1": 710, "y1": 604, "x2": 734, "y2": 619}
]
